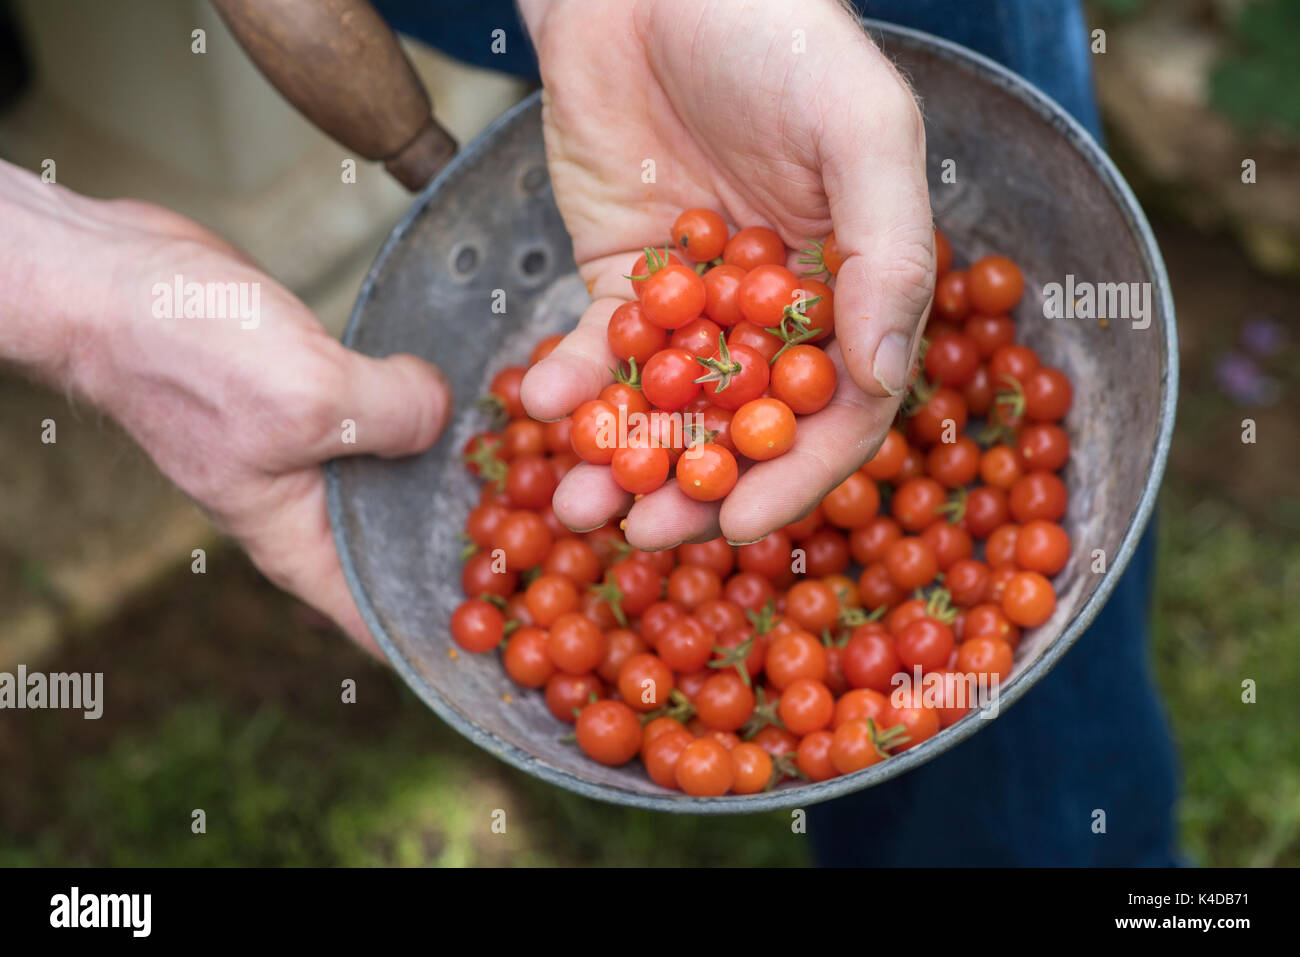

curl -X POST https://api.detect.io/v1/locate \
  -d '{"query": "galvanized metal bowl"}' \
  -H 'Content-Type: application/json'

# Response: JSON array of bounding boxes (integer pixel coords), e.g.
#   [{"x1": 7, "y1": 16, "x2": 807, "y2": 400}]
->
[{"x1": 327, "y1": 21, "x2": 1177, "y2": 813}]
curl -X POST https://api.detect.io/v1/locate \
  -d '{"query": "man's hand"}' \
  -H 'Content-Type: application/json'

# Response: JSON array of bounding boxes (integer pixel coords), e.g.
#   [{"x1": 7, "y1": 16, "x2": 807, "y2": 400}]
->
[
  {"x1": 0, "y1": 162, "x2": 450, "y2": 655},
  {"x1": 517, "y1": 0, "x2": 934, "y2": 548}
]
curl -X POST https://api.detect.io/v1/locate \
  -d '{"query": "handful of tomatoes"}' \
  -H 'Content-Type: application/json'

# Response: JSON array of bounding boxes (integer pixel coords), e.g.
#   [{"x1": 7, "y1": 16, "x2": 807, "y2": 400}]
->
[{"x1": 451, "y1": 210, "x2": 1073, "y2": 798}]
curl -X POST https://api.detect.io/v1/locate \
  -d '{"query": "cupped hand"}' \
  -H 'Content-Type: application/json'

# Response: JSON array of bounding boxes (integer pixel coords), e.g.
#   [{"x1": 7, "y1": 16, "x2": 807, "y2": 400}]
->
[
  {"x1": 517, "y1": 0, "x2": 934, "y2": 549},
  {"x1": 17, "y1": 178, "x2": 452, "y2": 655}
]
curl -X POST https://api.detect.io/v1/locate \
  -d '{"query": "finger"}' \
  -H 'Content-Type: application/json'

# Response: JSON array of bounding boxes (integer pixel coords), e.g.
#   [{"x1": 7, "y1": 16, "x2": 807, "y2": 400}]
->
[
  {"x1": 623, "y1": 479, "x2": 722, "y2": 551},
  {"x1": 520, "y1": 296, "x2": 624, "y2": 421},
  {"x1": 718, "y1": 342, "x2": 895, "y2": 544},
  {"x1": 285, "y1": 346, "x2": 451, "y2": 468},
  {"x1": 552, "y1": 461, "x2": 633, "y2": 533},
  {"x1": 818, "y1": 72, "x2": 935, "y2": 400}
]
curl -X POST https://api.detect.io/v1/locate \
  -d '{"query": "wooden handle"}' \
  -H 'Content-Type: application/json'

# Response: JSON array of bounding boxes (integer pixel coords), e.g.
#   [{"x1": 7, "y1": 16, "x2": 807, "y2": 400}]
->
[{"x1": 211, "y1": 0, "x2": 456, "y2": 191}]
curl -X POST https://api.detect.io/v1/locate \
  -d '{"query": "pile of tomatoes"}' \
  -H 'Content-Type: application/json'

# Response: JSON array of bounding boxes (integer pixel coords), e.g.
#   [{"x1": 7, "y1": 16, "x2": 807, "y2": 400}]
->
[
  {"x1": 575, "y1": 209, "x2": 840, "y2": 500},
  {"x1": 451, "y1": 211, "x2": 1073, "y2": 798}
]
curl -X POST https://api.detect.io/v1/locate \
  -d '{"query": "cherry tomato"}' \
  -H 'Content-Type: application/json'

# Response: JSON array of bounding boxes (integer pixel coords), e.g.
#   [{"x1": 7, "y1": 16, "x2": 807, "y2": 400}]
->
[
  {"x1": 546, "y1": 612, "x2": 606, "y2": 674},
  {"x1": 502, "y1": 626, "x2": 555, "y2": 687},
  {"x1": 896, "y1": 617, "x2": 956, "y2": 673},
  {"x1": 985, "y1": 523, "x2": 1021, "y2": 569},
  {"x1": 523, "y1": 574, "x2": 579, "y2": 626},
  {"x1": 857, "y1": 562, "x2": 905, "y2": 610},
  {"x1": 803, "y1": 528, "x2": 851, "y2": 577},
  {"x1": 795, "y1": 730, "x2": 839, "y2": 781},
  {"x1": 696, "y1": 672, "x2": 756, "y2": 732},
  {"x1": 488, "y1": 366, "x2": 527, "y2": 419},
  {"x1": 461, "y1": 549, "x2": 517, "y2": 600},
  {"x1": 934, "y1": 229, "x2": 953, "y2": 278},
  {"x1": 576, "y1": 699, "x2": 641, "y2": 766},
  {"x1": 505, "y1": 455, "x2": 559, "y2": 510},
  {"x1": 665, "y1": 320, "x2": 721, "y2": 365},
  {"x1": 1002, "y1": 571, "x2": 1056, "y2": 627},
  {"x1": 617, "y1": 652, "x2": 674, "y2": 711},
  {"x1": 642, "y1": 347, "x2": 703, "y2": 410},
  {"x1": 727, "y1": 321, "x2": 784, "y2": 363},
  {"x1": 883, "y1": 536, "x2": 939, "y2": 590},
  {"x1": 955, "y1": 636, "x2": 1013, "y2": 682},
  {"x1": 1008, "y1": 471, "x2": 1068, "y2": 524},
  {"x1": 629, "y1": 248, "x2": 683, "y2": 301},
  {"x1": 822, "y1": 471, "x2": 881, "y2": 529},
  {"x1": 771, "y1": 345, "x2": 837, "y2": 414},
  {"x1": 666, "y1": 564, "x2": 723, "y2": 609},
  {"x1": 724, "y1": 570, "x2": 777, "y2": 611},
  {"x1": 698, "y1": 342, "x2": 770, "y2": 411},
  {"x1": 611, "y1": 444, "x2": 670, "y2": 495},
  {"x1": 834, "y1": 686, "x2": 891, "y2": 729},
  {"x1": 778, "y1": 678, "x2": 834, "y2": 735},
  {"x1": 1017, "y1": 423, "x2": 1069, "y2": 472},
  {"x1": 946, "y1": 558, "x2": 991, "y2": 607},
  {"x1": 892, "y1": 477, "x2": 946, "y2": 532},
  {"x1": 925, "y1": 331, "x2": 980, "y2": 387},
  {"x1": 738, "y1": 264, "x2": 800, "y2": 327},
  {"x1": 450, "y1": 598, "x2": 505, "y2": 653},
  {"x1": 909, "y1": 387, "x2": 968, "y2": 446},
  {"x1": 926, "y1": 435, "x2": 981, "y2": 489},
  {"x1": 842, "y1": 628, "x2": 901, "y2": 693},
  {"x1": 639, "y1": 601, "x2": 685, "y2": 648},
  {"x1": 672, "y1": 207, "x2": 728, "y2": 261},
  {"x1": 657, "y1": 616, "x2": 716, "y2": 671},
  {"x1": 542, "y1": 538, "x2": 602, "y2": 585},
  {"x1": 676, "y1": 443, "x2": 738, "y2": 501},
  {"x1": 765, "y1": 631, "x2": 828, "y2": 690},
  {"x1": 921, "y1": 519, "x2": 974, "y2": 570},
  {"x1": 792, "y1": 279, "x2": 835, "y2": 341},
  {"x1": 570, "y1": 399, "x2": 619, "y2": 465},
  {"x1": 882, "y1": 695, "x2": 939, "y2": 752},
  {"x1": 678, "y1": 538, "x2": 736, "y2": 578},
  {"x1": 530, "y1": 333, "x2": 564, "y2": 365},
  {"x1": 990, "y1": 344, "x2": 1040, "y2": 388},
  {"x1": 737, "y1": 530, "x2": 796, "y2": 586},
  {"x1": 702, "y1": 264, "x2": 747, "y2": 327},
  {"x1": 643, "y1": 728, "x2": 694, "y2": 789},
  {"x1": 933, "y1": 269, "x2": 970, "y2": 323},
  {"x1": 962, "y1": 485, "x2": 1009, "y2": 539},
  {"x1": 730, "y1": 742, "x2": 774, "y2": 794},
  {"x1": 1023, "y1": 367, "x2": 1073, "y2": 422},
  {"x1": 607, "y1": 301, "x2": 667, "y2": 363},
  {"x1": 849, "y1": 516, "x2": 903, "y2": 566},
  {"x1": 491, "y1": 510, "x2": 552, "y2": 571},
  {"x1": 730, "y1": 397, "x2": 796, "y2": 461},
  {"x1": 641, "y1": 263, "x2": 706, "y2": 330},
  {"x1": 544, "y1": 671, "x2": 603, "y2": 724},
  {"x1": 675, "y1": 737, "x2": 735, "y2": 796},
  {"x1": 862, "y1": 428, "x2": 909, "y2": 481},
  {"x1": 723, "y1": 225, "x2": 785, "y2": 270},
  {"x1": 784, "y1": 580, "x2": 839, "y2": 633},
  {"x1": 831, "y1": 719, "x2": 889, "y2": 774},
  {"x1": 501, "y1": 419, "x2": 546, "y2": 459},
  {"x1": 964, "y1": 603, "x2": 1021, "y2": 646},
  {"x1": 969, "y1": 255, "x2": 1024, "y2": 314}
]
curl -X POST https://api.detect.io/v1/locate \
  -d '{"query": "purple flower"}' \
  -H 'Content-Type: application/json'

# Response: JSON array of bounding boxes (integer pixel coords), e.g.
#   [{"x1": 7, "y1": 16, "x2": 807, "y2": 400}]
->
[
  {"x1": 1215, "y1": 352, "x2": 1279, "y2": 406},
  {"x1": 1241, "y1": 315, "x2": 1286, "y2": 357}
]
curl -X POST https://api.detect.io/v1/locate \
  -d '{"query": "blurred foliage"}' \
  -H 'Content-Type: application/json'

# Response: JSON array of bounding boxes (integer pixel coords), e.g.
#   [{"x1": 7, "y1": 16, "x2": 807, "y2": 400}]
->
[
  {"x1": 1209, "y1": 0, "x2": 1300, "y2": 134},
  {"x1": 1151, "y1": 489, "x2": 1300, "y2": 867}
]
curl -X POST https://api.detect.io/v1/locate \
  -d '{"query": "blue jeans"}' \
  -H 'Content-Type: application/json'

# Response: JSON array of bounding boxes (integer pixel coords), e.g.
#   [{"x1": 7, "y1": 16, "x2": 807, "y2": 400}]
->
[{"x1": 377, "y1": 0, "x2": 1181, "y2": 866}]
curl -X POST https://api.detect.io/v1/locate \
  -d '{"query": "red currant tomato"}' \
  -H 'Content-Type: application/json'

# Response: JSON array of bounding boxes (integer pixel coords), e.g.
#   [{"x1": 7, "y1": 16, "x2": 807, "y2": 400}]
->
[
  {"x1": 576, "y1": 699, "x2": 641, "y2": 766},
  {"x1": 924, "y1": 331, "x2": 980, "y2": 387},
  {"x1": 730, "y1": 397, "x2": 796, "y2": 461},
  {"x1": 969, "y1": 255, "x2": 1024, "y2": 314},
  {"x1": 738, "y1": 264, "x2": 800, "y2": 327},
  {"x1": 1002, "y1": 571, "x2": 1056, "y2": 627},
  {"x1": 672, "y1": 208, "x2": 728, "y2": 262},
  {"x1": 617, "y1": 653, "x2": 674, "y2": 711},
  {"x1": 607, "y1": 300, "x2": 666, "y2": 363},
  {"x1": 676, "y1": 443, "x2": 739, "y2": 501},
  {"x1": 896, "y1": 617, "x2": 956, "y2": 673},
  {"x1": 722, "y1": 225, "x2": 785, "y2": 270},
  {"x1": 450, "y1": 598, "x2": 505, "y2": 653},
  {"x1": 641, "y1": 263, "x2": 706, "y2": 330},
  {"x1": 702, "y1": 264, "x2": 747, "y2": 327},
  {"x1": 675, "y1": 737, "x2": 735, "y2": 796},
  {"x1": 771, "y1": 345, "x2": 836, "y2": 414},
  {"x1": 642, "y1": 347, "x2": 703, "y2": 411}
]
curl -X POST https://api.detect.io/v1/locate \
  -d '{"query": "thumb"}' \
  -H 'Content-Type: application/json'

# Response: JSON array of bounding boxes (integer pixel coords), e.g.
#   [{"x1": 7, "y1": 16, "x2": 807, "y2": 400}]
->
[
  {"x1": 328, "y1": 349, "x2": 453, "y2": 460},
  {"x1": 819, "y1": 74, "x2": 935, "y2": 399}
]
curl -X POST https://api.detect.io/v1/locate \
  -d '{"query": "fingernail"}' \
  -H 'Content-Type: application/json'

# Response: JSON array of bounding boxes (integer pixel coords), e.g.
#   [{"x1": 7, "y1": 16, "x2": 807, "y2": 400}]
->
[
  {"x1": 725, "y1": 538, "x2": 763, "y2": 547},
  {"x1": 872, "y1": 332, "x2": 910, "y2": 397}
]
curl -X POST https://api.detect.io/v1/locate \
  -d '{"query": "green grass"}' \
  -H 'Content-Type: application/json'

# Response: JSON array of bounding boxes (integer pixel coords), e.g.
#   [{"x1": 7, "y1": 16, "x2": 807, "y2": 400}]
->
[{"x1": 1151, "y1": 488, "x2": 1300, "y2": 866}]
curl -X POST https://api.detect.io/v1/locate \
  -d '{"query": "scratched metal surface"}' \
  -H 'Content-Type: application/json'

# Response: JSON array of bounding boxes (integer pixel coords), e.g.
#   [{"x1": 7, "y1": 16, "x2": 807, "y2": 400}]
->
[{"x1": 326, "y1": 21, "x2": 1177, "y2": 813}]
